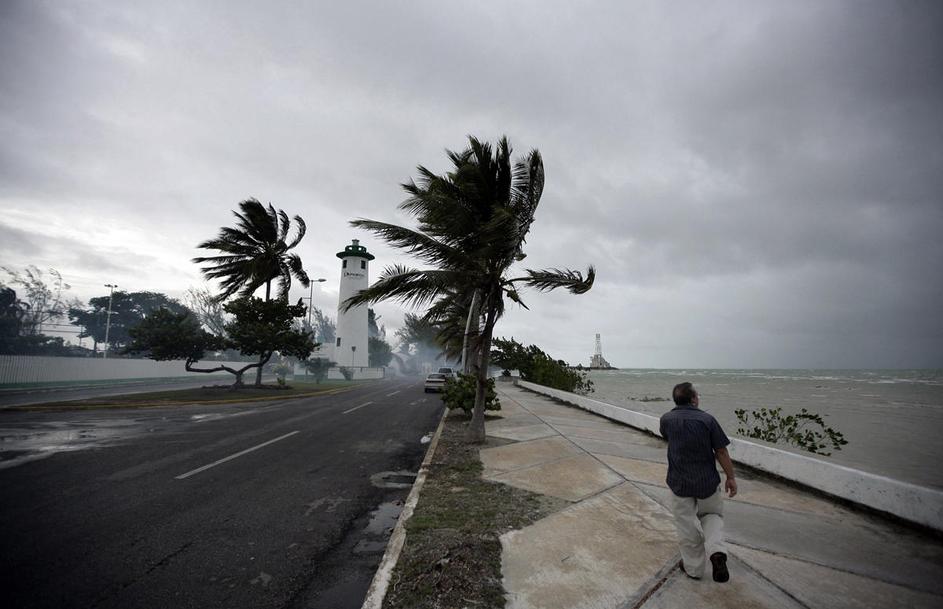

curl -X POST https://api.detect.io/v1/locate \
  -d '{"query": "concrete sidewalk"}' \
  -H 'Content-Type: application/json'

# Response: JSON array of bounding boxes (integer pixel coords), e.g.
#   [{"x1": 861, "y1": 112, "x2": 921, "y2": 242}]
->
[{"x1": 483, "y1": 383, "x2": 943, "y2": 609}]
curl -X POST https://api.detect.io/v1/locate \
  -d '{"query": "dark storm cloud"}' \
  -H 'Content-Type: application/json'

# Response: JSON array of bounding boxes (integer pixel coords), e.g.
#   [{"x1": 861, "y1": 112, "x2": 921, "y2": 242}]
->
[{"x1": 1, "y1": 0, "x2": 940, "y2": 366}]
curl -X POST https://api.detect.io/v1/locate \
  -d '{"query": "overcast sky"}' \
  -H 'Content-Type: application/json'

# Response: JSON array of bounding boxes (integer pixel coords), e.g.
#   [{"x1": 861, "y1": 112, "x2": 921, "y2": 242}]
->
[{"x1": 1, "y1": 0, "x2": 941, "y2": 368}]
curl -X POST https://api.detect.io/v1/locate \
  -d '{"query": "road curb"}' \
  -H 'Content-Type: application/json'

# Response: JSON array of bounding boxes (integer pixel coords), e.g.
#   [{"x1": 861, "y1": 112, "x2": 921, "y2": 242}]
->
[{"x1": 361, "y1": 406, "x2": 449, "y2": 609}]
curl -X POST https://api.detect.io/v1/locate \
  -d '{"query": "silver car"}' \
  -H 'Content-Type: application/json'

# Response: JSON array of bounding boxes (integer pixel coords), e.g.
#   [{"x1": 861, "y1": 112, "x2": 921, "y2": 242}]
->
[{"x1": 424, "y1": 373, "x2": 448, "y2": 393}]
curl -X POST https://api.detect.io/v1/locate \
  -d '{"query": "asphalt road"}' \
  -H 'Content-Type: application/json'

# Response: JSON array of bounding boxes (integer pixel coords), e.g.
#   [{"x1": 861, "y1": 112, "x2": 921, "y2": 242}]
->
[
  {"x1": 0, "y1": 377, "x2": 444, "y2": 609},
  {"x1": 0, "y1": 376, "x2": 280, "y2": 409}
]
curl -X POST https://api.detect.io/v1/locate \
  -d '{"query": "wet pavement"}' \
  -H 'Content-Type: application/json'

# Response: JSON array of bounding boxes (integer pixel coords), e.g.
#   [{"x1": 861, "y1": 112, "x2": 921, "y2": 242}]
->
[{"x1": 0, "y1": 377, "x2": 443, "y2": 609}]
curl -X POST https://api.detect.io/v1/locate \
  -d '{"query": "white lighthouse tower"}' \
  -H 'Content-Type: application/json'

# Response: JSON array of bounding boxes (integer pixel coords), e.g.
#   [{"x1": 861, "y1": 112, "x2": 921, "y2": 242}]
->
[{"x1": 334, "y1": 239, "x2": 374, "y2": 367}]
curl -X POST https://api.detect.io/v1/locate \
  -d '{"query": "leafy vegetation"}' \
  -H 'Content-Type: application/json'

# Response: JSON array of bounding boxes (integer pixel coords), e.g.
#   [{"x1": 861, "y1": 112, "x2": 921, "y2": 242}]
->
[
  {"x1": 735, "y1": 407, "x2": 849, "y2": 456},
  {"x1": 491, "y1": 337, "x2": 594, "y2": 395},
  {"x1": 442, "y1": 373, "x2": 500, "y2": 414},
  {"x1": 127, "y1": 297, "x2": 315, "y2": 387},
  {"x1": 344, "y1": 136, "x2": 594, "y2": 442},
  {"x1": 368, "y1": 335, "x2": 393, "y2": 367},
  {"x1": 302, "y1": 357, "x2": 335, "y2": 384},
  {"x1": 69, "y1": 290, "x2": 192, "y2": 354},
  {"x1": 193, "y1": 198, "x2": 310, "y2": 302}
]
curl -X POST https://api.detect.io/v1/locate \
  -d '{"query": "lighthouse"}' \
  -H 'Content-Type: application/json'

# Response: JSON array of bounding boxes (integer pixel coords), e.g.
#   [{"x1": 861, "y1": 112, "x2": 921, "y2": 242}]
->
[{"x1": 335, "y1": 239, "x2": 374, "y2": 367}]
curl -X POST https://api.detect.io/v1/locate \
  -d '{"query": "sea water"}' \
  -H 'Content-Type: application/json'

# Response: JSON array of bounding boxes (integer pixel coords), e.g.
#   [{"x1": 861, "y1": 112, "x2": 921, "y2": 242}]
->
[{"x1": 586, "y1": 369, "x2": 943, "y2": 489}]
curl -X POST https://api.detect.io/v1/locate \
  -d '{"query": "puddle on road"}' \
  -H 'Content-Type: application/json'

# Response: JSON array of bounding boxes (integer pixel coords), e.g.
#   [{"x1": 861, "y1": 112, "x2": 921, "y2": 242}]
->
[
  {"x1": 364, "y1": 500, "x2": 403, "y2": 536},
  {"x1": 0, "y1": 419, "x2": 147, "y2": 470},
  {"x1": 352, "y1": 500, "x2": 405, "y2": 555},
  {"x1": 369, "y1": 470, "x2": 417, "y2": 489}
]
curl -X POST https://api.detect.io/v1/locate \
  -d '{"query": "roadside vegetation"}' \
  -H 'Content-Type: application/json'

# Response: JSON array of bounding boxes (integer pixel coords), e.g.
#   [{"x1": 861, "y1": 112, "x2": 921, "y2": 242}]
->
[
  {"x1": 490, "y1": 337, "x2": 594, "y2": 394},
  {"x1": 382, "y1": 409, "x2": 567, "y2": 609}
]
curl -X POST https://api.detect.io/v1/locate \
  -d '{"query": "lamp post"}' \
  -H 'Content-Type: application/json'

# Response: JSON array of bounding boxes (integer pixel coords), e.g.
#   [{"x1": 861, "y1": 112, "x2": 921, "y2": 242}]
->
[
  {"x1": 305, "y1": 278, "x2": 327, "y2": 331},
  {"x1": 103, "y1": 283, "x2": 117, "y2": 359},
  {"x1": 351, "y1": 345, "x2": 356, "y2": 367},
  {"x1": 301, "y1": 279, "x2": 326, "y2": 379}
]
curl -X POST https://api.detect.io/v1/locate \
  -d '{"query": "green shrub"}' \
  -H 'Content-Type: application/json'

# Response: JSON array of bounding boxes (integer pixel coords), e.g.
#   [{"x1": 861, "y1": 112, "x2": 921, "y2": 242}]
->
[
  {"x1": 735, "y1": 407, "x2": 848, "y2": 456},
  {"x1": 442, "y1": 373, "x2": 500, "y2": 414},
  {"x1": 338, "y1": 366, "x2": 354, "y2": 381},
  {"x1": 303, "y1": 358, "x2": 335, "y2": 384},
  {"x1": 491, "y1": 337, "x2": 593, "y2": 394}
]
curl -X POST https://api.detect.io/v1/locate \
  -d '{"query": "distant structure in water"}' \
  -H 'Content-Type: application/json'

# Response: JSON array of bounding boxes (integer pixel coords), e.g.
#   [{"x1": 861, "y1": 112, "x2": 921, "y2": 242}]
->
[{"x1": 589, "y1": 333, "x2": 615, "y2": 369}]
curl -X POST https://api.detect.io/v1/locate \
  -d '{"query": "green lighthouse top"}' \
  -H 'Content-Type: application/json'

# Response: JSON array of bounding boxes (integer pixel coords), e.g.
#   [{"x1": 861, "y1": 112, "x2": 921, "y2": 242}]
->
[{"x1": 336, "y1": 239, "x2": 375, "y2": 261}]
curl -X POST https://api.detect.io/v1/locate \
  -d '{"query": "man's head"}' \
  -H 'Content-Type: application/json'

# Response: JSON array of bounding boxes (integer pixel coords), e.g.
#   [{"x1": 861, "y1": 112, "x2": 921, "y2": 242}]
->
[{"x1": 672, "y1": 382, "x2": 698, "y2": 406}]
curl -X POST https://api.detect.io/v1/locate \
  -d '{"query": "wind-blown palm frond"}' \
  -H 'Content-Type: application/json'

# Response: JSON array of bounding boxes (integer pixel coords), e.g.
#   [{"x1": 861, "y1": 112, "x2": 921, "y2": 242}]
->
[
  {"x1": 513, "y1": 266, "x2": 596, "y2": 294},
  {"x1": 193, "y1": 198, "x2": 310, "y2": 301},
  {"x1": 349, "y1": 219, "x2": 471, "y2": 270},
  {"x1": 341, "y1": 265, "x2": 465, "y2": 312}
]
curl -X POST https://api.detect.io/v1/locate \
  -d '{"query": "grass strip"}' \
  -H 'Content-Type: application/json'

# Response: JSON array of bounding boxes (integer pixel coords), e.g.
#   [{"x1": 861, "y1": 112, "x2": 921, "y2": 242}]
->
[
  {"x1": 2, "y1": 380, "x2": 369, "y2": 411},
  {"x1": 383, "y1": 410, "x2": 567, "y2": 609}
]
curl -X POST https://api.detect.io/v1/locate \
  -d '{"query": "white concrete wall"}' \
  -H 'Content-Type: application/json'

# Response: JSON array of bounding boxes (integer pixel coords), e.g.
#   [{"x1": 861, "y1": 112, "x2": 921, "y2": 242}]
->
[
  {"x1": 291, "y1": 363, "x2": 386, "y2": 381},
  {"x1": 0, "y1": 355, "x2": 247, "y2": 385},
  {"x1": 517, "y1": 380, "x2": 943, "y2": 532}
]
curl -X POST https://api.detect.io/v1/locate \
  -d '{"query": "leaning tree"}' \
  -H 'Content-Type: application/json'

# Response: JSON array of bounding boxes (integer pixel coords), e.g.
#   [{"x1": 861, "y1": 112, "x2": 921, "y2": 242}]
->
[
  {"x1": 193, "y1": 198, "x2": 312, "y2": 384},
  {"x1": 345, "y1": 136, "x2": 594, "y2": 442}
]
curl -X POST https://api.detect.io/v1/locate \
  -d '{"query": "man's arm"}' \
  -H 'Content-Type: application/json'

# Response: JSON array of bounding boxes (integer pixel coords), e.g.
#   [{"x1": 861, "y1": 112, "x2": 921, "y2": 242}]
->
[{"x1": 714, "y1": 447, "x2": 738, "y2": 497}]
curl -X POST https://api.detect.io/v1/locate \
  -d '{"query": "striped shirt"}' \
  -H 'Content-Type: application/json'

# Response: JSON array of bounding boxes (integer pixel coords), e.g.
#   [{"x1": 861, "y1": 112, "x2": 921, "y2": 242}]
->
[{"x1": 659, "y1": 404, "x2": 730, "y2": 499}]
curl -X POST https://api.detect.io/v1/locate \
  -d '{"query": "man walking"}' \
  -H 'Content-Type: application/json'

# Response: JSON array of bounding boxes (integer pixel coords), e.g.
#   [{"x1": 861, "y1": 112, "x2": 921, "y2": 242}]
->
[{"x1": 659, "y1": 382, "x2": 737, "y2": 582}]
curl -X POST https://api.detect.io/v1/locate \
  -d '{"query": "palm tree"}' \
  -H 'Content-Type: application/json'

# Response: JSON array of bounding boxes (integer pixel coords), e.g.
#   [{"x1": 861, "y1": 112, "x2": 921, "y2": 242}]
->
[
  {"x1": 345, "y1": 136, "x2": 595, "y2": 442},
  {"x1": 193, "y1": 198, "x2": 310, "y2": 302},
  {"x1": 193, "y1": 198, "x2": 311, "y2": 386}
]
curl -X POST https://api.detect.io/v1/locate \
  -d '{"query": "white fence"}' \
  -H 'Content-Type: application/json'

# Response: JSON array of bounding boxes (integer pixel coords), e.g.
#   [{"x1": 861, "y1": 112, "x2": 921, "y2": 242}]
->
[
  {"x1": 517, "y1": 380, "x2": 943, "y2": 532},
  {"x1": 0, "y1": 355, "x2": 247, "y2": 386},
  {"x1": 293, "y1": 364, "x2": 386, "y2": 380}
]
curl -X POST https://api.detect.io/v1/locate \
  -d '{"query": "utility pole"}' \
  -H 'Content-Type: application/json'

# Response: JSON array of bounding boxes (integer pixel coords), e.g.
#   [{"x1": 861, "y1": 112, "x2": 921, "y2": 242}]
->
[{"x1": 103, "y1": 283, "x2": 117, "y2": 359}]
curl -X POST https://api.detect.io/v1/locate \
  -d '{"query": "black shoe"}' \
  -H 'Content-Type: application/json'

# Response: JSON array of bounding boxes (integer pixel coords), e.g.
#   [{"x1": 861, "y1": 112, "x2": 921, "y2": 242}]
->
[{"x1": 710, "y1": 552, "x2": 729, "y2": 583}]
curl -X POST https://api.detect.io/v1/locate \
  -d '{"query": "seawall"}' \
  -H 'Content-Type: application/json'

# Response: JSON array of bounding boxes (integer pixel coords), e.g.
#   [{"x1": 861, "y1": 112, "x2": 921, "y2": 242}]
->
[{"x1": 517, "y1": 380, "x2": 943, "y2": 532}]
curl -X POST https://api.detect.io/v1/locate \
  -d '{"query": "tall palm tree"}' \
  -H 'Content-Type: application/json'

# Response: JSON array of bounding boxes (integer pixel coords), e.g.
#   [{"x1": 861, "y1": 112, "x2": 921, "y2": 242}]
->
[
  {"x1": 193, "y1": 198, "x2": 311, "y2": 386},
  {"x1": 193, "y1": 198, "x2": 311, "y2": 302},
  {"x1": 345, "y1": 136, "x2": 595, "y2": 442}
]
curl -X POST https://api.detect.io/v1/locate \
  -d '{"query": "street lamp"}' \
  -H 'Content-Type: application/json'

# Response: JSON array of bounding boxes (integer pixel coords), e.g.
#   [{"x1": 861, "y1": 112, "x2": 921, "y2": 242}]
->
[
  {"x1": 103, "y1": 283, "x2": 118, "y2": 359},
  {"x1": 305, "y1": 278, "x2": 327, "y2": 331},
  {"x1": 351, "y1": 345, "x2": 356, "y2": 367},
  {"x1": 302, "y1": 279, "x2": 326, "y2": 379}
]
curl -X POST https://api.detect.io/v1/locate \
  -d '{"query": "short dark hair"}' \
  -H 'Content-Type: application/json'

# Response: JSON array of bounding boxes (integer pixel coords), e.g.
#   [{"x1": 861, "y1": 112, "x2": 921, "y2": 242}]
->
[{"x1": 673, "y1": 382, "x2": 696, "y2": 405}]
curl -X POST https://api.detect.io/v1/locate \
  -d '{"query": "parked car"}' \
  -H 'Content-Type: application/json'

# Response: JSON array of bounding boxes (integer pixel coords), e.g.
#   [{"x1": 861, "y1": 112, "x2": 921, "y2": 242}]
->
[
  {"x1": 437, "y1": 367, "x2": 457, "y2": 379},
  {"x1": 424, "y1": 373, "x2": 448, "y2": 393}
]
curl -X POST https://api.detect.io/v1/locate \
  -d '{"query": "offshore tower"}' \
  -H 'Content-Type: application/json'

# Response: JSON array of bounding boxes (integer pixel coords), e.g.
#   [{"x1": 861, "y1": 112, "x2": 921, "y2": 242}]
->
[{"x1": 589, "y1": 333, "x2": 612, "y2": 369}]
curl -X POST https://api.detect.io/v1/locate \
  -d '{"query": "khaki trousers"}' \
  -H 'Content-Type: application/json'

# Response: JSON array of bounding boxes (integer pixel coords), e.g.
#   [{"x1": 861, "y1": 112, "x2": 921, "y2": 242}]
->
[{"x1": 668, "y1": 486, "x2": 726, "y2": 578}]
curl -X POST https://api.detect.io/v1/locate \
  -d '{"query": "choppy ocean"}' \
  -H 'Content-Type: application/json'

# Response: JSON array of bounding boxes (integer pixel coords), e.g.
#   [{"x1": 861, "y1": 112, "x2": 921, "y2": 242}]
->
[{"x1": 586, "y1": 369, "x2": 943, "y2": 489}]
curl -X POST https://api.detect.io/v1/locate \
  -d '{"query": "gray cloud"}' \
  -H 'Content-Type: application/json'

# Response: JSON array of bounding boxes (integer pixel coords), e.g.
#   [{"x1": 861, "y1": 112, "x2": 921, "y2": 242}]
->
[{"x1": 1, "y1": 0, "x2": 940, "y2": 367}]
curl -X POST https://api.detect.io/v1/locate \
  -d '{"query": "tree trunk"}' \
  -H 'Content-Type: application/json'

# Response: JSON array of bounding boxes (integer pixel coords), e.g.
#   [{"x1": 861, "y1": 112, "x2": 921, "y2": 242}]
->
[
  {"x1": 255, "y1": 351, "x2": 272, "y2": 386},
  {"x1": 466, "y1": 300, "x2": 496, "y2": 444},
  {"x1": 461, "y1": 290, "x2": 480, "y2": 374}
]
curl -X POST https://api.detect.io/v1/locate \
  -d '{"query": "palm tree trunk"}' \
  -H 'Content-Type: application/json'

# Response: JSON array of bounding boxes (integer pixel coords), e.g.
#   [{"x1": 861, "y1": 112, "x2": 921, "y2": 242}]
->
[
  {"x1": 461, "y1": 290, "x2": 480, "y2": 374},
  {"x1": 466, "y1": 299, "x2": 496, "y2": 444}
]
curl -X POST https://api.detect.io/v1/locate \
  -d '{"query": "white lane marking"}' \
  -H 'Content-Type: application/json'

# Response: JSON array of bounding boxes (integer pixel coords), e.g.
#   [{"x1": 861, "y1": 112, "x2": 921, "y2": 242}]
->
[
  {"x1": 175, "y1": 431, "x2": 299, "y2": 480},
  {"x1": 342, "y1": 401, "x2": 374, "y2": 414},
  {"x1": 386, "y1": 390, "x2": 401, "y2": 397},
  {"x1": 409, "y1": 400, "x2": 418, "y2": 406}
]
